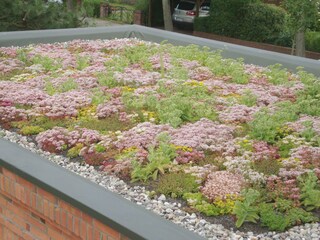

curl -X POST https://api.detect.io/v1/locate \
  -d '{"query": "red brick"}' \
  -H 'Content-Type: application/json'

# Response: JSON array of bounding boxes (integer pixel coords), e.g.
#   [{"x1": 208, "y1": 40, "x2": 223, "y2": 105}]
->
[
  {"x1": 16, "y1": 177, "x2": 36, "y2": 192},
  {"x1": 82, "y1": 212, "x2": 93, "y2": 224},
  {"x1": 35, "y1": 195, "x2": 44, "y2": 214},
  {"x1": 60, "y1": 209, "x2": 68, "y2": 228},
  {"x1": 48, "y1": 227, "x2": 64, "y2": 240},
  {"x1": 94, "y1": 229, "x2": 102, "y2": 240},
  {"x1": 4, "y1": 177, "x2": 15, "y2": 196},
  {"x1": 93, "y1": 220, "x2": 120, "y2": 239},
  {"x1": 0, "y1": 175, "x2": 5, "y2": 191},
  {"x1": 37, "y1": 188, "x2": 57, "y2": 203},
  {"x1": 31, "y1": 192, "x2": 37, "y2": 211},
  {"x1": 4, "y1": 208, "x2": 25, "y2": 229},
  {"x1": 54, "y1": 206, "x2": 60, "y2": 225},
  {"x1": 26, "y1": 212, "x2": 47, "y2": 232},
  {"x1": 67, "y1": 212, "x2": 73, "y2": 232},
  {"x1": 59, "y1": 200, "x2": 72, "y2": 213},
  {"x1": 23, "y1": 188, "x2": 32, "y2": 206},
  {"x1": 6, "y1": 202, "x2": 25, "y2": 221},
  {"x1": 2, "y1": 169, "x2": 17, "y2": 181},
  {"x1": 43, "y1": 199, "x2": 50, "y2": 218},
  {"x1": 14, "y1": 183, "x2": 24, "y2": 202},
  {"x1": 4, "y1": 219, "x2": 24, "y2": 238},
  {"x1": 79, "y1": 219, "x2": 87, "y2": 239},
  {"x1": 29, "y1": 225, "x2": 49, "y2": 240},
  {"x1": 87, "y1": 225, "x2": 93, "y2": 240},
  {"x1": 48, "y1": 202, "x2": 55, "y2": 222},
  {"x1": 0, "y1": 193, "x2": 11, "y2": 206},
  {"x1": 73, "y1": 217, "x2": 81, "y2": 236}
]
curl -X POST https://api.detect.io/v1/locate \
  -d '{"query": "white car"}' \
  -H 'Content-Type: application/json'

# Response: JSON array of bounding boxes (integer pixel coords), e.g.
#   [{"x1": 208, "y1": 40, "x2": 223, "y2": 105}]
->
[{"x1": 172, "y1": 0, "x2": 210, "y2": 28}]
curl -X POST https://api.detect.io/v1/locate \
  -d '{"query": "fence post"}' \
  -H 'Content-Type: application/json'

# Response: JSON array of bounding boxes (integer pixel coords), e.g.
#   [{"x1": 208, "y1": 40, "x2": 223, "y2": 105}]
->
[
  {"x1": 134, "y1": 10, "x2": 145, "y2": 25},
  {"x1": 100, "y1": 3, "x2": 109, "y2": 18}
]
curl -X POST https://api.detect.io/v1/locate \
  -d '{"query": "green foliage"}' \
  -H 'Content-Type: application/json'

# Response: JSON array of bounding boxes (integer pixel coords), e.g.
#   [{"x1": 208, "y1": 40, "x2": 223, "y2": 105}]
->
[
  {"x1": 155, "y1": 172, "x2": 199, "y2": 198},
  {"x1": 282, "y1": 0, "x2": 319, "y2": 37},
  {"x1": 194, "y1": 17, "x2": 210, "y2": 33},
  {"x1": 78, "y1": 116, "x2": 134, "y2": 133},
  {"x1": 97, "y1": 73, "x2": 120, "y2": 88},
  {"x1": 76, "y1": 56, "x2": 91, "y2": 70},
  {"x1": 67, "y1": 143, "x2": 84, "y2": 158},
  {"x1": 20, "y1": 125, "x2": 44, "y2": 135},
  {"x1": 60, "y1": 79, "x2": 78, "y2": 92},
  {"x1": 249, "y1": 102, "x2": 299, "y2": 143},
  {"x1": 0, "y1": 0, "x2": 80, "y2": 31},
  {"x1": 195, "y1": 0, "x2": 285, "y2": 44},
  {"x1": 44, "y1": 79, "x2": 78, "y2": 95},
  {"x1": 259, "y1": 203, "x2": 290, "y2": 231},
  {"x1": 91, "y1": 89, "x2": 111, "y2": 105},
  {"x1": 122, "y1": 79, "x2": 217, "y2": 128},
  {"x1": 233, "y1": 189, "x2": 260, "y2": 228},
  {"x1": 184, "y1": 194, "x2": 238, "y2": 216},
  {"x1": 135, "y1": 0, "x2": 149, "y2": 12},
  {"x1": 11, "y1": 116, "x2": 73, "y2": 131},
  {"x1": 206, "y1": 56, "x2": 250, "y2": 84},
  {"x1": 299, "y1": 171, "x2": 320, "y2": 211},
  {"x1": 293, "y1": 71, "x2": 320, "y2": 116},
  {"x1": 131, "y1": 133, "x2": 176, "y2": 182},
  {"x1": 123, "y1": 44, "x2": 156, "y2": 70},
  {"x1": 83, "y1": 0, "x2": 102, "y2": 17},
  {"x1": 259, "y1": 203, "x2": 318, "y2": 231},
  {"x1": 44, "y1": 81, "x2": 56, "y2": 95},
  {"x1": 95, "y1": 144, "x2": 106, "y2": 153},
  {"x1": 238, "y1": 3, "x2": 286, "y2": 43},
  {"x1": 239, "y1": 89, "x2": 257, "y2": 107},
  {"x1": 264, "y1": 64, "x2": 290, "y2": 85},
  {"x1": 306, "y1": 31, "x2": 320, "y2": 52},
  {"x1": 252, "y1": 158, "x2": 281, "y2": 176},
  {"x1": 31, "y1": 55, "x2": 62, "y2": 72}
]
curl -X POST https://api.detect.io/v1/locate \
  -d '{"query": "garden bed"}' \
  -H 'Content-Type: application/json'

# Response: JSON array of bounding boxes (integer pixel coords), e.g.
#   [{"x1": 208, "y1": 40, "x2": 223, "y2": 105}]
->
[{"x1": 1, "y1": 27, "x2": 320, "y2": 238}]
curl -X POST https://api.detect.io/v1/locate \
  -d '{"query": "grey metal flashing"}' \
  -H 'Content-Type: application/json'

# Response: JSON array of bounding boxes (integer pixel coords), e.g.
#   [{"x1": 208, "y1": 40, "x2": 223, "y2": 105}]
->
[
  {"x1": 0, "y1": 138, "x2": 204, "y2": 240},
  {"x1": 0, "y1": 25, "x2": 319, "y2": 76}
]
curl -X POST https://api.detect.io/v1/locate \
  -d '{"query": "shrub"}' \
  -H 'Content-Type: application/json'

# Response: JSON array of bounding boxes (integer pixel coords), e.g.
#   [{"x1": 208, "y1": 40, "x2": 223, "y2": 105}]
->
[
  {"x1": 194, "y1": 0, "x2": 286, "y2": 44},
  {"x1": 83, "y1": 0, "x2": 102, "y2": 17},
  {"x1": 305, "y1": 31, "x2": 320, "y2": 52},
  {"x1": 194, "y1": 17, "x2": 210, "y2": 33},
  {"x1": 238, "y1": 3, "x2": 286, "y2": 43}
]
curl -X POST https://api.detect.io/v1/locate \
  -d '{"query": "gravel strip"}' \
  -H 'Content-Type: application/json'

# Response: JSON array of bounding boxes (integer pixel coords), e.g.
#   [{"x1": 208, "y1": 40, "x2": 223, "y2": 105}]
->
[{"x1": 1, "y1": 128, "x2": 319, "y2": 240}]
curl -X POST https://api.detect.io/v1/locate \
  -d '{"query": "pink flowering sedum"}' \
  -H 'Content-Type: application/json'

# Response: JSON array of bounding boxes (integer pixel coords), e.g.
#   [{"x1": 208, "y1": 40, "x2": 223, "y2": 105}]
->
[{"x1": 201, "y1": 171, "x2": 245, "y2": 201}]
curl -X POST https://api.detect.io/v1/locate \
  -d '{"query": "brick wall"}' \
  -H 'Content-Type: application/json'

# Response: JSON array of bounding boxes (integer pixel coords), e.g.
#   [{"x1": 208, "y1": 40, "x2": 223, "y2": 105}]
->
[{"x1": 0, "y1": 166, "x2": 129, "y2": 240}]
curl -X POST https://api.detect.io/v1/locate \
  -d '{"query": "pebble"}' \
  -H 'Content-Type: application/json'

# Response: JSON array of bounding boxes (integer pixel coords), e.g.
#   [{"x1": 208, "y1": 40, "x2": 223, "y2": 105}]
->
[{"x1": 1, "y1": 128, "x2": 320, "y2": 240}]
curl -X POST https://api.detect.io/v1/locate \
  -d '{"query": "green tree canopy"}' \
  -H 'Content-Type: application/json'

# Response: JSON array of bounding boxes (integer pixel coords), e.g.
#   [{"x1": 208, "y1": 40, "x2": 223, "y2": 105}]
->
[{"x1": 0, "y1": 0, "x2": 79, "y2": 31}]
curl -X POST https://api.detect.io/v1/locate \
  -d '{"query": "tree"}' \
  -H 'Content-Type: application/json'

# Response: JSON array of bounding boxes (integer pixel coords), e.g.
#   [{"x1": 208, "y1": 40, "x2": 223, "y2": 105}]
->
[
  {"x1": 283, "y1": 0, "x2": 319, "y2": 57},
  {"x1": 162, "y1": 0, "x2": 173, "y2": 31},
  {"x1": 0, "y1": 0, "x2": 79, "y2": 31}
]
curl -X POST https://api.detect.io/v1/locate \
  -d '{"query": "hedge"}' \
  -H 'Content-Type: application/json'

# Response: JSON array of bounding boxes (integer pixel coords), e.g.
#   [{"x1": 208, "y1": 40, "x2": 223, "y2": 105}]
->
[
  {"x1": 306, "y1": 31, "x2": 320, "y2": 52},
  {"x1": 194, "y1": 0, "x2": 286, "y2": 44}
]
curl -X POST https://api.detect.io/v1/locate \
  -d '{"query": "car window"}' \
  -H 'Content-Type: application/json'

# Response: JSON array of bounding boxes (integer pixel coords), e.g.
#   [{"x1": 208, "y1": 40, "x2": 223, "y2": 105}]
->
[{"x1": 177, "y1": 2, "x2": 195, "y2": 10}]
